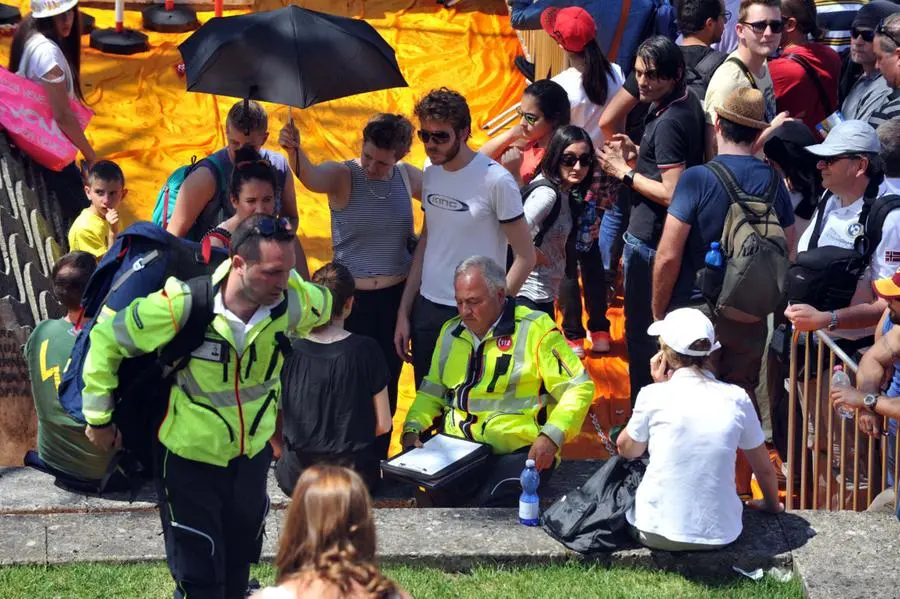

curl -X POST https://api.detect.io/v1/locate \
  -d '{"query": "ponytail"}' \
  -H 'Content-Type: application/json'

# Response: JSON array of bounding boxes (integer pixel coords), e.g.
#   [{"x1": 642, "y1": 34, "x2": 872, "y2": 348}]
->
[{"x1": 580, "y1": 40, "x2": 616, "y2": 107}]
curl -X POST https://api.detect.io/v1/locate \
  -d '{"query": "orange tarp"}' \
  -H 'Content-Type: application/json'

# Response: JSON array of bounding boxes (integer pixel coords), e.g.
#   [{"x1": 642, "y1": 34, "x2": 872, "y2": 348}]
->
[{"x1": 0, "y1": 0, "x2": 629, "y2": 457}]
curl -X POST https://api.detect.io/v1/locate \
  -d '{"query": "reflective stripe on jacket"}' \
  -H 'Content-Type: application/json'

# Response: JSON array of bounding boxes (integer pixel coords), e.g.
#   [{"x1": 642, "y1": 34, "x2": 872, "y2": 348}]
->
[
  {"x1": 403, "y1": 299, "x2": 594, "y2": 454},
  {"x1": 82, "y1": 260, "x2": 332, "y2": 466}
]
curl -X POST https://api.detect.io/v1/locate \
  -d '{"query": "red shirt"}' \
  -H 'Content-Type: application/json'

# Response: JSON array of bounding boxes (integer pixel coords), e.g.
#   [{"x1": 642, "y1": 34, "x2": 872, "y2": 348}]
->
[
  {"x1": 769, "y1": 43, "x2": 841, "y2": 136},
  {"x1": 520, "y1": 143, "x2": 545, "y2": 185}
]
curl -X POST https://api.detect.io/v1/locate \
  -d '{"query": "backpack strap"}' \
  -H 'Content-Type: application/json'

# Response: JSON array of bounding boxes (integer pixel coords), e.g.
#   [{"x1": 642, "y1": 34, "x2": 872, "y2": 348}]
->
[
  {"x1": 397, "y1": 162, "x2": 413, "y2": 199},
  {"x1": 157, "y1": 276, "x2": 217, "y2": 372},
  {"x1": 703, "y1": 160, "x2": 778, "y2": 208},
  {"x1": 726, "y1": 56, "x2": 758, "y2": 89},
  {"x1": 522, "y1": 179, "x2": 561, "y2": 247},
  {"x1": 784, "y1": 53, "x2": 833, "y2": 115},
  {"x1": 861, "y1": 194, "x2": 900, "y2": 260},
  {"x1": 807, "y1": 191, "x2": 833, "y2": 250}
]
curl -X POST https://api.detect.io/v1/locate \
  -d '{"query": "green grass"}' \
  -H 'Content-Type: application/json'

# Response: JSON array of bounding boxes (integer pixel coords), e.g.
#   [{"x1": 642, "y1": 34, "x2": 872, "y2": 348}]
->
[{"x1": 0, "y1": 561, "x2": 804, "y2": 598}]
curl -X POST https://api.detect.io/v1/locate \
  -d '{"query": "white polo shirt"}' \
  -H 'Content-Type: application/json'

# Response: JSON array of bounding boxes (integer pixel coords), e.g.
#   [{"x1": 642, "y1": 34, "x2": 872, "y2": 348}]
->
[
  {"x1": 797, "y1": 191, "x2": 900, "y2": 339},
  {"x1": 625, "y1": 368, "x2": 765, "y2": 545}
]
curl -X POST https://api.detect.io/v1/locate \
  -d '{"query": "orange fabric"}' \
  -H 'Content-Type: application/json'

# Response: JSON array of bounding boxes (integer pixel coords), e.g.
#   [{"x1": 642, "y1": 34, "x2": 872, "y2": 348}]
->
[{"x1": 0, "y1": 0, "x2": 630, "y2": 458}]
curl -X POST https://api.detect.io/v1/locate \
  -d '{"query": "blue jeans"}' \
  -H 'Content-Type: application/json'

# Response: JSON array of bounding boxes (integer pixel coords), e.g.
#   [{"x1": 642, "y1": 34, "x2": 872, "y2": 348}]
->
[
  {"x1": 623, "y1": 231, "x2": 657, "y2": 405},
  {"x1": 599, "y1": 188, "x2": 629, "y2": 272}
]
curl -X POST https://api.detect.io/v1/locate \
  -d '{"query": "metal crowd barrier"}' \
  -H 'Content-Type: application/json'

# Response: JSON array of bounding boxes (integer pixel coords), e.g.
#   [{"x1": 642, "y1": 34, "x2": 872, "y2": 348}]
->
[{"x1": 786, "y1": 328, "x2": 899, "y2": 512}]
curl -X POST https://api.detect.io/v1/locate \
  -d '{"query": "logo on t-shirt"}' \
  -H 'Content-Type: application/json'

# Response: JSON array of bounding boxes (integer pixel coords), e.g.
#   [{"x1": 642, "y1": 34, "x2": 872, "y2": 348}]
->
[
  {"x1": 426, "y1": 194, "x2": 468, "y2": 212},
  {"x1": 847, "y1": 222, "x2": 864, "y2": 239}
]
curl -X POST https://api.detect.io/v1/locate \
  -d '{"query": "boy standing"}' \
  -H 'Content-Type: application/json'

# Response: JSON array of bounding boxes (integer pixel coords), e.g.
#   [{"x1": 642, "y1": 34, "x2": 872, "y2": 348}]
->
[{"x1": 67, "y1": 161, "x2": 128, "y2": 258}]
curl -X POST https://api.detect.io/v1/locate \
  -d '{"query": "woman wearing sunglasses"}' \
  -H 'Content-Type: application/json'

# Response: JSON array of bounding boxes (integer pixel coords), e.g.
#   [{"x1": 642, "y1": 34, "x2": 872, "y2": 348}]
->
[
  {"x1": 203, "y1": 146, "x2": 279, "y2": 252},
  {"x1": 517, "y1": 126, "x2": 597, "y2": 318},
  {"x1": 479, "y1": 79, "x2": 571, "y2": 187}
]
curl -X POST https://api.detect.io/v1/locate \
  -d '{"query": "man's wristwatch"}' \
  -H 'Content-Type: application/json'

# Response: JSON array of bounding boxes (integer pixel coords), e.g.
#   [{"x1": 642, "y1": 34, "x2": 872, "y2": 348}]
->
[
  {"x1": 622, "y1": 169, "x2": 636, "y2": 188},
  {"x1": 827, "y1": 311, "x2": 839, "y2": 331},
  {"x1": 863, "y1": 393, "x2": 880, "y2": 412}
]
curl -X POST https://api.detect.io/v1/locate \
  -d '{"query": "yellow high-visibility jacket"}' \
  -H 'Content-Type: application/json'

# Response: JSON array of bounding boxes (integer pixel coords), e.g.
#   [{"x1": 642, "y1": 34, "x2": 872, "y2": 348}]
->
[
  {"x1": 82, "y1": 260, "x2": 331, "y2": 467},
  {"x1": 403, "y1": 300, "x2": 594, "y2": 453}
]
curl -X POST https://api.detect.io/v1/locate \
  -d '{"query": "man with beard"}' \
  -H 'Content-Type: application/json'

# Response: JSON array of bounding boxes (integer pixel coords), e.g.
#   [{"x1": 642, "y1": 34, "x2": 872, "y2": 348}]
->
[
  {"x1": 840, "y1": 2, "x2": 900, "y2": 122},
  {"x1": 394, "y1": 88, "x2": 536, "y2": 385}
]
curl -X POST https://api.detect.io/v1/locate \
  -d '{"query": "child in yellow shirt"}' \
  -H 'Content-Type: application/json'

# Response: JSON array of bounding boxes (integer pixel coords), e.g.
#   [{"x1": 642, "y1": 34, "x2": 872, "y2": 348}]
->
[{"x1": 67, "y1": 161, "x2": 128, "y2": 259}]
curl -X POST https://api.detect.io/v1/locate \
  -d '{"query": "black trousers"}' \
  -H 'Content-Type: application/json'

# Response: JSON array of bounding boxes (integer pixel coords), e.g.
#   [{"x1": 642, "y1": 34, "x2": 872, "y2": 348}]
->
[
  {"x1": 156, "y1": 445, "x2": 272, "y2": 599},
  {"x1": 422, "y1": 448, "x2": 557, "y2": 508},
  {"x1": 344, "y1": 282, "x2": 405, "y2": 461},
  {"x1": 274, "y1": 446, "x2": 380, "y2": 497},
  {"x1": 410, "y1": 295, "x2": 458, "y2": 388},
  {"x1": 558, "y1": 236, "x2": 610, "y2": 341}
]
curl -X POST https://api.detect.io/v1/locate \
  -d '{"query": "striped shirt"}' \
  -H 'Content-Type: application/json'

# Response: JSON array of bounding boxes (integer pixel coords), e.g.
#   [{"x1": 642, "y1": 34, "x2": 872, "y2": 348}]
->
[
  {"x1": 331, "y1": 161, "x2": 414, "y2": 279},
  {"x1": 815, "y1": 0, "x2": 867, "y2": 55},
  {"x1": 869, "y1": 88, "x2": 900, "y2": 129}
]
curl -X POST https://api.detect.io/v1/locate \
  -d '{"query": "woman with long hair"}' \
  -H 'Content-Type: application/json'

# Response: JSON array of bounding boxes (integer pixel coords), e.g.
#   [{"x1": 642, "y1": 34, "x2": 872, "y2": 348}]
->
[
  {"x1": 204, "y1": 145, "x2": 279, "y2": 251},
  {"x1": 9, "y1": 0, "x2": 95, "y2": 228},
  {"x1": 274, "y1": 263, "x2": 392, "y2": 496},
  {"x1": 479, "y1": 79, "x2": 571, "y2": 186},
  {"x1": 256, "y1": 466, "x2": 409, "y2": 599},
  {"x1": 517, "y1": 126, "x2": 599, "y2": 320}
]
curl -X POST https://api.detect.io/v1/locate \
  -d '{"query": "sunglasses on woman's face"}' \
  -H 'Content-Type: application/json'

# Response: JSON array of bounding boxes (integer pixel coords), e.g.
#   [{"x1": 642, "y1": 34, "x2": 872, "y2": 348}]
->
[
  {"x1": 417, "y1": 129, "x2": 452, "y2": 144},
  {"x1": 561, "y1": 153, "x2": 592, "y2": 168},
  {"x1": 741, "y1": 19, "x2": 784, "y2": 34},
  {"x1": 851, "y1": 27, "x2": 876, "y2": 43},
  {"x1": 516, "y1": 107, "x2": 540, "y2": 126}
]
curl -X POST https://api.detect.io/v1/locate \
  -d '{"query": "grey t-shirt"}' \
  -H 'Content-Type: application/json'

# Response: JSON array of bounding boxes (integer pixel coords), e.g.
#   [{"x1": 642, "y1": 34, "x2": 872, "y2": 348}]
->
[
  {"x1": 518, "y1": 176, "x2": 572, "y2": 304},
  {"x1": 841, "y1": 71, "x2": 892, "y2": 121}
]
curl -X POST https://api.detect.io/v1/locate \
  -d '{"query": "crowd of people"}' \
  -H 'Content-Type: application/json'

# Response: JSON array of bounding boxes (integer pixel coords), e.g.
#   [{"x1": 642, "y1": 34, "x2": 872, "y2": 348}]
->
[{"x1": 10, "y1": 0, "x2": 900, "y2": 595}]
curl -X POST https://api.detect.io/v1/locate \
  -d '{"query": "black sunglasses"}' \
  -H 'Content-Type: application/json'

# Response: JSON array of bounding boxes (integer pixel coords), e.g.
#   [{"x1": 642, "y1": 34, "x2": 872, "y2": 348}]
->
[
  {"x1": 560, "y1": 152, "x2": 592, "y2": 168},
  {"x1": 851, "y1": 27, "x2": 875, "y2": 43},
  {"x1": 818, "y1": 154, "x2": 863, "y2": 166},
  {"x1": 231, "y1": 216, "x2": 294, "y2": 255},
  {"x1": 741, "y1": 19, "x2": 784, "y2": 34},
  {"x1": 516, "y1": 107, "x2": 540, "y2": 126},
  {"x1": 417, "y1": 129, "x2": 452, "y2": 144},
  {"x1": 876, "y1": 18, "x2": 900, "y2": 47}
]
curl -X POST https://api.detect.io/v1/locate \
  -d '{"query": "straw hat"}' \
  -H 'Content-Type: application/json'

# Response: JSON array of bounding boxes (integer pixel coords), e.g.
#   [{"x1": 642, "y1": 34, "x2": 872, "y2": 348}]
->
[
  {"x1": 714, "y1": 87, "x2": 768, "y2": 130},
  {"x1": 31, "y1": 0, "x2": 77, "y2": 19}
]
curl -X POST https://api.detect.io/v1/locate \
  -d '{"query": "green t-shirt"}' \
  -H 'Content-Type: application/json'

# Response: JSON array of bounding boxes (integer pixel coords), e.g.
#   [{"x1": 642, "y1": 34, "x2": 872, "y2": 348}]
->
[{"x1": 24, "y1": 318, "x2": 114, "y2": 481}]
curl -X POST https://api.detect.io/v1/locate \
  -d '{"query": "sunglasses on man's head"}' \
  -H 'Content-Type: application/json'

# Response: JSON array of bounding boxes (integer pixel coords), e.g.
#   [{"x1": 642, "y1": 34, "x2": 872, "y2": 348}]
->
[
  {"x1": 231, "y1": 216, "x2": 294, "y2": 255},
  {"x1": 561, "y1": 152, "x2": 592, "y2": 168},
  {"x1": 851, "y1": 27, "x2": 876, "y2": 43},
  {"x1": 876, "y1": 18, "x2": 900, "y2": 47},
  {"x1": 417, "y1": 129, "x2": 452, "y2": 144},
  {"x1": 741, "y1": 19, "x2": 784, "y2": 34},
  {"x1": 516, "y1": 107, "x2": 540, "y2": 126}
]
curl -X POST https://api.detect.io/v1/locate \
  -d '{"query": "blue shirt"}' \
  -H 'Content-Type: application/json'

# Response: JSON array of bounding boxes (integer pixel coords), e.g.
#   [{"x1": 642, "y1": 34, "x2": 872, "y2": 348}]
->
[{"x1": 667, "y1": 155, "x2": 796, "y2": 308}]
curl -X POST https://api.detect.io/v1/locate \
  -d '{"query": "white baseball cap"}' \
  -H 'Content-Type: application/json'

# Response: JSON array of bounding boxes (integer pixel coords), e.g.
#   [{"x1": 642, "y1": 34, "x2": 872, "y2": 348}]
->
[
  {"x1": 31, "y1": 0, "x2": 78, "y2": 19},
  {"x1": 647, "y1": 308, "x2": 721, "y2": 356}
]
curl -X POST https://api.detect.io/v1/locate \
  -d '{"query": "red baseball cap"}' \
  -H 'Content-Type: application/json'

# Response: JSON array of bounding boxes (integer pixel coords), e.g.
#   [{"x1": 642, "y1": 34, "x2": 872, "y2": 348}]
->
[
  {"x1": 540, "y1": 7, "x2": 597, "y2": 53},
  {"x1": 873, "y1": 268, "x2": 900, "y2": 299}
]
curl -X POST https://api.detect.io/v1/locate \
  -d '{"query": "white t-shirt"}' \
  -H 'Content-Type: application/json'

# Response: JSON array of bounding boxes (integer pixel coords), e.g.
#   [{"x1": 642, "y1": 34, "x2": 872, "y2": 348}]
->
[
  {"x1": 551, "y1": 65, "x2": 625, "y2": 148},
  {"x1": 796, "y1": 192, "x2": 900, "y2": 339},
  {"x1": 420, "y1": 152, "x2": 523, "y2": 306},
  {"x1": 17, "y1": 33, "x2": 74, "y2": 98},
  {"x1": 518, "y1": 175, "x2": 572, "y2": 304},
  {"x1": 625, "y1": 368, "x2": 765, "y2": 546}
]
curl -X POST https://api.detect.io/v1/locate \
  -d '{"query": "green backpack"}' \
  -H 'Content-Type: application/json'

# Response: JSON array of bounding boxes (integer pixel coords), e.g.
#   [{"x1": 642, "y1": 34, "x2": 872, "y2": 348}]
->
[{"x1": 151, "y1": 154, "x2": 229, "y2": 241}]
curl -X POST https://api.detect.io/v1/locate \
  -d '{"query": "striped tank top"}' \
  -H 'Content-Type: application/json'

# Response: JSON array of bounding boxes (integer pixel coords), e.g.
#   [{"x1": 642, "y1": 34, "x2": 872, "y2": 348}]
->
[{"x1": 331, "y1": 160, "x2": 414, "y2": 278}]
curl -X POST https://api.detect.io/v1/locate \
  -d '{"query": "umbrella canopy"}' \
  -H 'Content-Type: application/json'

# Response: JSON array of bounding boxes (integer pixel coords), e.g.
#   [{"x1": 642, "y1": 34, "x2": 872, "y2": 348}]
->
[{"x1": 178, "y1": 5, "x2": 407, "y2": 108}]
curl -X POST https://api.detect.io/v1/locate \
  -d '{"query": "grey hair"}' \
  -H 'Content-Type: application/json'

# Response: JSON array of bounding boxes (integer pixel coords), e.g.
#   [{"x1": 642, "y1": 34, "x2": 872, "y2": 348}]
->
[
  {"x1": 454, "y1": 256, "x2": 507, "y2": 294},
  {"x1": 878, "y1": 118, "x2": 900, "y2": 178},
  {"x1": 878, "y1": 14, "x2": 900, "y2": 52}
]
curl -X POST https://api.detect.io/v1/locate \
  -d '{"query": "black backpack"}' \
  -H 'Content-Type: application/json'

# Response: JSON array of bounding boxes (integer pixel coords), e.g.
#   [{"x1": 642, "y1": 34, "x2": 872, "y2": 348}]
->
[
  {"x1": 786, "y1": 193, "x2": 900, "y2": 311},
  {"x1": 541, "y1": 456, "x2": 646, "y2": 553},
  {"x1": 685, "y1": 48, "x2": 727, "y2": 101}
]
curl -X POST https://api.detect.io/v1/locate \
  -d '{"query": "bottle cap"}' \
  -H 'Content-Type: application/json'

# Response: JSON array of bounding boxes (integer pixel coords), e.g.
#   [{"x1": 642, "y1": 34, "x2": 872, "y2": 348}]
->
[
  {"x1": 711, "y1": 242, "x2": 720, "y2": 249},
  {"x1": 525, "y1": 458, "x2": 536, "y2": 468},
  {"x1": 834, "y1": 365, "x2": 843, "y2": 372}
]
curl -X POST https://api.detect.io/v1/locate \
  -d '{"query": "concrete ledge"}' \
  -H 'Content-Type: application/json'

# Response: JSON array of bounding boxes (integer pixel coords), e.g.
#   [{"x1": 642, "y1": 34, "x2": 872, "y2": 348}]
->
[{"x1": 0, "y1": 460, "x2": 601, "y2": 515}]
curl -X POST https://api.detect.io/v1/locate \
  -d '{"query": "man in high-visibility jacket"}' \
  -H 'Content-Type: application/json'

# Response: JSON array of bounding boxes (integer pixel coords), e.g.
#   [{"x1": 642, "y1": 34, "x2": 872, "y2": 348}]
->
[
  {"x1": 400, "y1": 255, "x2": 594, "y2": 507},
  {"x1": 83, "y1": 214, "x2": 331, "y2": 599}
]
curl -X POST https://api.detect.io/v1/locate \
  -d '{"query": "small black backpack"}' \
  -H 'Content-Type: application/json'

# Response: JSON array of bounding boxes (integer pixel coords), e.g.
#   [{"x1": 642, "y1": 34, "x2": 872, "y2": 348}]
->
[{"x1": 786, "y1": 193, "x2": 900, "y2": 311}]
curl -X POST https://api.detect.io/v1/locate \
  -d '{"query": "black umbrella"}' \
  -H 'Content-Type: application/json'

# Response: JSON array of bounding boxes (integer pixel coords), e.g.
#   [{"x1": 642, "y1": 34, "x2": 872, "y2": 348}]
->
[{"x1": 178, "y1": 5, "x2": 407, "y2": 108}]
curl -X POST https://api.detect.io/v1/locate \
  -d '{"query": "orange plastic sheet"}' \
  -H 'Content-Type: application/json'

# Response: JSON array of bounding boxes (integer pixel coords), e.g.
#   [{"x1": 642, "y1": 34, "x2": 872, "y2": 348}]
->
[{"x1": 0, "y1": 0, "x2": 628, "y2": 457}]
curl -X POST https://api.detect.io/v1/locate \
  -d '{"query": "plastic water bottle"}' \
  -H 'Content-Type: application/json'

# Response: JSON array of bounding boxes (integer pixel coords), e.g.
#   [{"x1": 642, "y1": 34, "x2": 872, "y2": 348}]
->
[
  {"x1": 519, "y1": 459, "x2": 540, "y2": 526},
  {"x1": 832, "y1": 365, "x2": 854, "y2": 420},
  {"x1": 704, "y1": 241, "x2": 724, "y2": 269},
  {"x1": 575, "y1": 198, "x2": 597, "y2": 253}
]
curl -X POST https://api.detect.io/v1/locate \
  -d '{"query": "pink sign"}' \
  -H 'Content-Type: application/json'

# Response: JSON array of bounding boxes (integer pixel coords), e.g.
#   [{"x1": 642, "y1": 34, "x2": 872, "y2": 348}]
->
[{"x1": 0, "y1": 66, "x2": 92, "y2": 172}]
